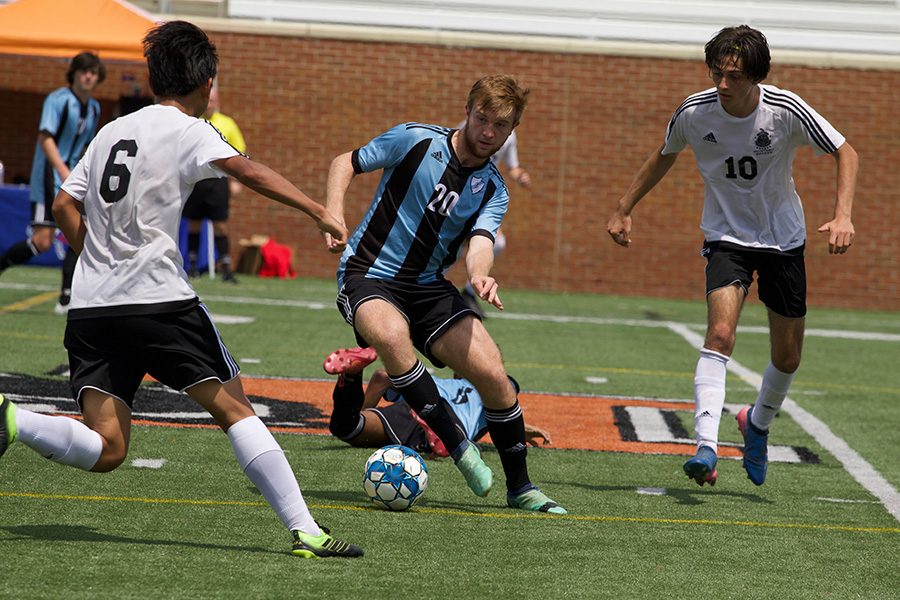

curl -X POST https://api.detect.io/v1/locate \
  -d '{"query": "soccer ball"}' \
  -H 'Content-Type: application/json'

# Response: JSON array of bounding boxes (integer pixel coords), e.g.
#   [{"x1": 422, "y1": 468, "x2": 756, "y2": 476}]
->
[{"x1": 363, "y1": 445, "x2": 429, "y2": 511}]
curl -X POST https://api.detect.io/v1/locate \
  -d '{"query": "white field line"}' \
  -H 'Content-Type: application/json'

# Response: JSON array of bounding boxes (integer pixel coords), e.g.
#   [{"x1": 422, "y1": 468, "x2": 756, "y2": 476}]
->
[
  {"x1": 3, "y1": 282, "x2": 898, "y2": 342},
  {"x1": 665, "y1": 322, "x2": 900, "y2": 523}
]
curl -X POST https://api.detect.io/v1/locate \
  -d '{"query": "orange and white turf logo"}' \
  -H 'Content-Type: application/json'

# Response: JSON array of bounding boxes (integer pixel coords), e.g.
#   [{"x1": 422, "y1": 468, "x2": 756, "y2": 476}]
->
[{"x1": 0, "y1": 372, "x2": 819, "y2": 464}]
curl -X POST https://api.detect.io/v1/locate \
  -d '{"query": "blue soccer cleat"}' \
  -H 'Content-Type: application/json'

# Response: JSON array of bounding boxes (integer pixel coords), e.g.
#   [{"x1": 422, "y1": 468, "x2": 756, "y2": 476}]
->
[
  {"x1": 683, "y1": 445, "x2": 718, "y2": 486},
  {"x1": 454, "y1": 442, "x2": 493, "y2": 497},
  {"x1": 0, "y1": 394, "x2": 17, "y2": 459},
  {"x1": 737, "y1": 406, "x2": 768, "y2": 485}
]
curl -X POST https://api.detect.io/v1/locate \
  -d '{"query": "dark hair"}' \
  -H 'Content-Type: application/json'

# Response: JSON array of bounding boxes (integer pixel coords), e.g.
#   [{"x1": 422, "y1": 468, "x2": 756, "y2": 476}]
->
[
  {"x1": 143, "y1": 20, "x2": 218, "y2": 98},
  {"x1": 66, "y1": 52, "x2": 106, "y2": 85},
  {"x1": 704, "y1": 25, "x2": 771, "y2": 82}
]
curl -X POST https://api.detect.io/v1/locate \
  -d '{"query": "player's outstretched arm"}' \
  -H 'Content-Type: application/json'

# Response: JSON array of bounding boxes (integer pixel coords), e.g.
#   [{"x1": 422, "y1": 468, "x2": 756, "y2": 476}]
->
[
  {"x1": 607, "y1": 144, "x2": 678, "y2": 247},
  {"x1": 215, "y1": 155, "x2": 347, "y2": 245},
  {"x1": 466, "y1": 235, "x2": 503, "y2": 311},
  {"x1": 817, "y1": 142, "x2": 858, "y2": 255},
  {"x1": 51, "y1": 191, "x2": 87, "y2": 254},
  {"x1": 324, "y1": 152, "x2": 356, "y2": 254}
]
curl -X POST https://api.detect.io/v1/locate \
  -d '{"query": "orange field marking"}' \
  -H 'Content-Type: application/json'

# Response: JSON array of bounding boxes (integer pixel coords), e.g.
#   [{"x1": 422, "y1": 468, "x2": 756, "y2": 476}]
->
[{"x1": 217, "y1": 376, "x2": 723, "y2": 458}]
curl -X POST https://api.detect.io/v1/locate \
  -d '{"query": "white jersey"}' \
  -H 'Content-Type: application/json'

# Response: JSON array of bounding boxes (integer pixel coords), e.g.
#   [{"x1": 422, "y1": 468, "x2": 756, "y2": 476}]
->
[
  {"x1": 61, "y1": 104, "x2": 240, "y2": 313},
  {"x1": 663, "y1": 84, "x2": 845, "y2": 251},
  {"x1": 491, "y1": 129, "x2": 520, "y2": 170}
]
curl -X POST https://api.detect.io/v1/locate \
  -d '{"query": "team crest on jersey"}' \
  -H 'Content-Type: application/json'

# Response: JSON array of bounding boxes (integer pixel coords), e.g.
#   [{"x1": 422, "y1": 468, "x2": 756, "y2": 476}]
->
[
  {"x1": 470, "y1": 176, "x2": 485, "y2": 194},
  {"x1": 753, "y1": 128, "x2": 774, "y2": 155}
]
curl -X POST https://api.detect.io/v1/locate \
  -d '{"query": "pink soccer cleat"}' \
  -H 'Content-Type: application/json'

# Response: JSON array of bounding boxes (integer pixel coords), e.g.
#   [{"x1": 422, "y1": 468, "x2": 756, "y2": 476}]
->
[{"x1": 323, "y1": 347, "x2": 377, "y2": 375}]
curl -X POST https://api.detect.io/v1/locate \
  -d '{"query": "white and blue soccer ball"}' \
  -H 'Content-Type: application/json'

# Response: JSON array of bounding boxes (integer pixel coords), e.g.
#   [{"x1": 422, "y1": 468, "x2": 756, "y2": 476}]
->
[{"x1": 363, "y1": 445, "x2": 429, "y2": 511}]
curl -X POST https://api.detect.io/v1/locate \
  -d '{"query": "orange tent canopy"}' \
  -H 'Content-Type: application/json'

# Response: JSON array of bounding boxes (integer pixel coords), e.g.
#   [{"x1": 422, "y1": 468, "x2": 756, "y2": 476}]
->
[{"x1": 0, "y1": 0, "x2": 157, "y2": 61}]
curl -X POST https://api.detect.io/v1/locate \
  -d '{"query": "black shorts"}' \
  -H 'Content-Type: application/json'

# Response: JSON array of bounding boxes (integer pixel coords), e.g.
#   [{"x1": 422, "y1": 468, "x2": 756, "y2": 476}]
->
[
  {"x1": 702, "y1": 241, "x2": 807, "y2": 318},
  {"x1": 183, "y1": 178, "x2": 229, "y2": 221},
  {"x1": 364, "y1": 401, "x2": 430, "y2": 455},
  {"x1": 31, "y1": 198, "x2": 56, "y2": 228},
  {"x1": 63, "y1": 301, "x2": 240, "y2": 409},
  {"x1": 336, "y1": 276, "x2": 480, "y2": 368}
]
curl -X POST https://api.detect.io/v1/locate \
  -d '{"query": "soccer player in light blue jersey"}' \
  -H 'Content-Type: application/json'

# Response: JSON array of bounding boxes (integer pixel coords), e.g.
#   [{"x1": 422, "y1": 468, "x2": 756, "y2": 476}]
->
[
  {"x1": 325, "y1": 75, "x2": 565, "y2": 514},
  {"x1": 0, "y1": 52, "x2": 104, "y2": 315},
  {"x1": 324, "y1": 347, "x2": 552, "y2": 457}
]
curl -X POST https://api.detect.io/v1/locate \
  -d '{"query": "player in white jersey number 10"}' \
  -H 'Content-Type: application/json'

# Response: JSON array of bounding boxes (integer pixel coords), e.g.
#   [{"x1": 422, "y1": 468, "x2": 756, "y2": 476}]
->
[{"x1": 607, "y1": 24, "x2": 858, "y2": 488}]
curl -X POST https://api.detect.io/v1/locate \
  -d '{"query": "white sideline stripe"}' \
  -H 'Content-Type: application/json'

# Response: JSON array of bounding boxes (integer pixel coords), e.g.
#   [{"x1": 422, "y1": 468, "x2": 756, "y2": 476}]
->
[
  {"x1": 637, "y1": 487, "x2": 667, "y2": 496},
  {"x1": 665, "y1": 322, "x2": 900, "y2": 523},
  {"x1": 131, "y1": 458, "x2": 167, "y2": 469},
  {"x1": 2, "y1": 283, "x2": 898, "y2": 341},
  {"x1": 815, "y1": 497, "x2": 880, "y2": 505}
]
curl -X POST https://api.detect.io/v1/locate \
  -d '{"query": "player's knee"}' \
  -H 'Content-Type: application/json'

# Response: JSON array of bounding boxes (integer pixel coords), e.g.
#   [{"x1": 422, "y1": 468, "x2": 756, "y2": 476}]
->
[
  {"x1": 471, "y1": 369, "x2": 515, "y2": 409},
  {"x1": 92, "y1": 448, "x2": 127, "y2": 472},
  {"x1": 31, "y1": 234, "x2": 53, "y2": 253},
  {"x1": 364, "y1": 324, "x2": 410, "y2": 356},
  {"x1": 772, "y1": 350, "x2": 801, "y2": 374},
  {"x1": 704, "y1": 325, "x2": 736, "y2": 355}
]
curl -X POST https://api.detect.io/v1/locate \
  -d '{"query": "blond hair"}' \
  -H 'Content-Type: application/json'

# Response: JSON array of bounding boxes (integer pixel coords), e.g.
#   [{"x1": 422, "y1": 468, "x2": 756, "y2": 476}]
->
[{"x1": 466, "y1": 75, "x2": 530, "y2": 123}]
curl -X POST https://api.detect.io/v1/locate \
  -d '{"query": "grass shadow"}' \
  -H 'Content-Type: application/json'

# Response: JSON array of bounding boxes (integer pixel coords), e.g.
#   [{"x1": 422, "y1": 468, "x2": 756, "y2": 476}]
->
[{"x1": 0, "y1": 524, "x2": 282, "y2": 555}]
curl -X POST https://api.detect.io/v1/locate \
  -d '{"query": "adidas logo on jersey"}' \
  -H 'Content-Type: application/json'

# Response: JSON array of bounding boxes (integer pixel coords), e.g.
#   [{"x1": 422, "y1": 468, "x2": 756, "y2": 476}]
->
[
  {"x1": 431, "y1": 150, "x2": 444, "y2": 162},
  {"x1": 703, "y1": 132, "x2": 718, "y2": 143}
]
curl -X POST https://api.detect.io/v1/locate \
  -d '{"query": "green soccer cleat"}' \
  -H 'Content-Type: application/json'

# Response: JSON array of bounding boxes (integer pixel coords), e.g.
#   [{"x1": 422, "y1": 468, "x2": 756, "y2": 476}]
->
[
  {"x1": 507, "y1": 487, "x2": 567, "y2": 515},
  {"x1": 0, "y1": 394, "x2": 17, "y2": 459},
  {"x1": 454, "y1": 442, "x2": 493, "y2": 497},
  {"x1": 291, "y1": 526, "x2": 363, "y2": 559}
]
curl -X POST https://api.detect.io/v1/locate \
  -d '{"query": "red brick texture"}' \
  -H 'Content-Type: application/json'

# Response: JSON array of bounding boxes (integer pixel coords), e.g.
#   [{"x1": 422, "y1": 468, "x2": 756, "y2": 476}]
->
[{"x1": 1, "y1": 34, "x2": 896, "y2": 311}]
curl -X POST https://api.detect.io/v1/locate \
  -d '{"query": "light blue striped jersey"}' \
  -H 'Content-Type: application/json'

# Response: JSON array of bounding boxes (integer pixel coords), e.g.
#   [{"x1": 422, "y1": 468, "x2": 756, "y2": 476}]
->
[
  {"x1": 386, "y1": 376, "x2": 488, "y2": 442},
  {"x1": 29, "y1": 87, "x2": 101, "y2": 203},
  {"x1": 338, "y1": 123, "x2": 508, "y2": 287}
]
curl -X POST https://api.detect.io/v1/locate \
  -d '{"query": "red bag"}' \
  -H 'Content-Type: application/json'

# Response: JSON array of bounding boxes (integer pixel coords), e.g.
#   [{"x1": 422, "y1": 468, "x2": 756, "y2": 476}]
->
[{"x1": 258, "y1": 239, "x2": 297, "y2": 279}]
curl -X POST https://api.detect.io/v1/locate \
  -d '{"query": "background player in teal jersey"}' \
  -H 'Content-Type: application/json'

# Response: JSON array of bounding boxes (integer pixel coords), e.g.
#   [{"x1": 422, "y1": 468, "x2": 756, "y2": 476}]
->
[
  {"x1": 0, "y1": 52, "x2": 104, "y2": 315},
  {"x1": 325, "y1": 75, "x2": 565, "y2": 514},
  {"x1": 324, "y1": 347, "x2": 552, "y2": 456}
]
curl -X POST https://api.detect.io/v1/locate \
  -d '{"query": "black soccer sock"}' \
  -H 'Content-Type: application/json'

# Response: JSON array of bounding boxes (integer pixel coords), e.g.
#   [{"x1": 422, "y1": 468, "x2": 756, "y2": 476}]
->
[
  {"x1": 59, "y1": 246, "x2": 77, "y2": 305},
  {"x1": 484, "y1": 401, "x2": 531, "y2": 493},
  {"x1": 389, "y1": 361, "x2": 467, "y2": 455},
  {"x1": 214, "y1": 235, "x2": 232, "y2": 272},
  {"x1": 329, "y1": 373, "x2": 366, "y2": 441},
  {"x1": 187, "y1": 232, "x2": 201, "y2": 270},
  {"x1": 0, "y1": 240, "x2": 39, "y2": 272}
]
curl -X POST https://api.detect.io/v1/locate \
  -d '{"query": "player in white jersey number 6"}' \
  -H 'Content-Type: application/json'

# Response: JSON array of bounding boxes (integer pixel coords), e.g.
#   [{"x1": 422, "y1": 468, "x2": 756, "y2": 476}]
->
[
  {"x1": 0, "y1": 20, "x2": 361, "y2": 559},
  {"x1": 607, "y1": 25, "x2": 858, "y2": 488}
]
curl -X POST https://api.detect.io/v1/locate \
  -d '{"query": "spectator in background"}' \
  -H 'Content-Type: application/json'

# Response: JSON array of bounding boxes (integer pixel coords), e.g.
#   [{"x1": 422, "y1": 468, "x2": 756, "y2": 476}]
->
[
  {"x1": 0, "y1": 52, "x2": 105, "y2": 315},
  {"x1": 183, "y1": 84, "x2": 246, "y2": 283}
]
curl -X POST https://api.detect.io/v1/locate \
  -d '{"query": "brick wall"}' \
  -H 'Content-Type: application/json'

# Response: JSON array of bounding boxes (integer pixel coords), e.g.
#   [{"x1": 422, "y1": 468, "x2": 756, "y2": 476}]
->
[{"x1": 1, "y1": 34, "x2": 896, "y2": 311}]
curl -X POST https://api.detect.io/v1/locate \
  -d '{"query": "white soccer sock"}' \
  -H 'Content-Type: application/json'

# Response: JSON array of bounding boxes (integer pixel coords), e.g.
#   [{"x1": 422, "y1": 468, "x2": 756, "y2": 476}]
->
[
  {"x1": 693, "y1": 348, "x2": 729, "y2": 453},
  {"x1": 15, "y1": 408, "x2": 102, "y2": 471},
  {"x1": 751, "y1": 362, "x2": 795, "y2": 431},
  {"x1": 226, "y1": 416, "x2": 320, "y2": 536}
]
